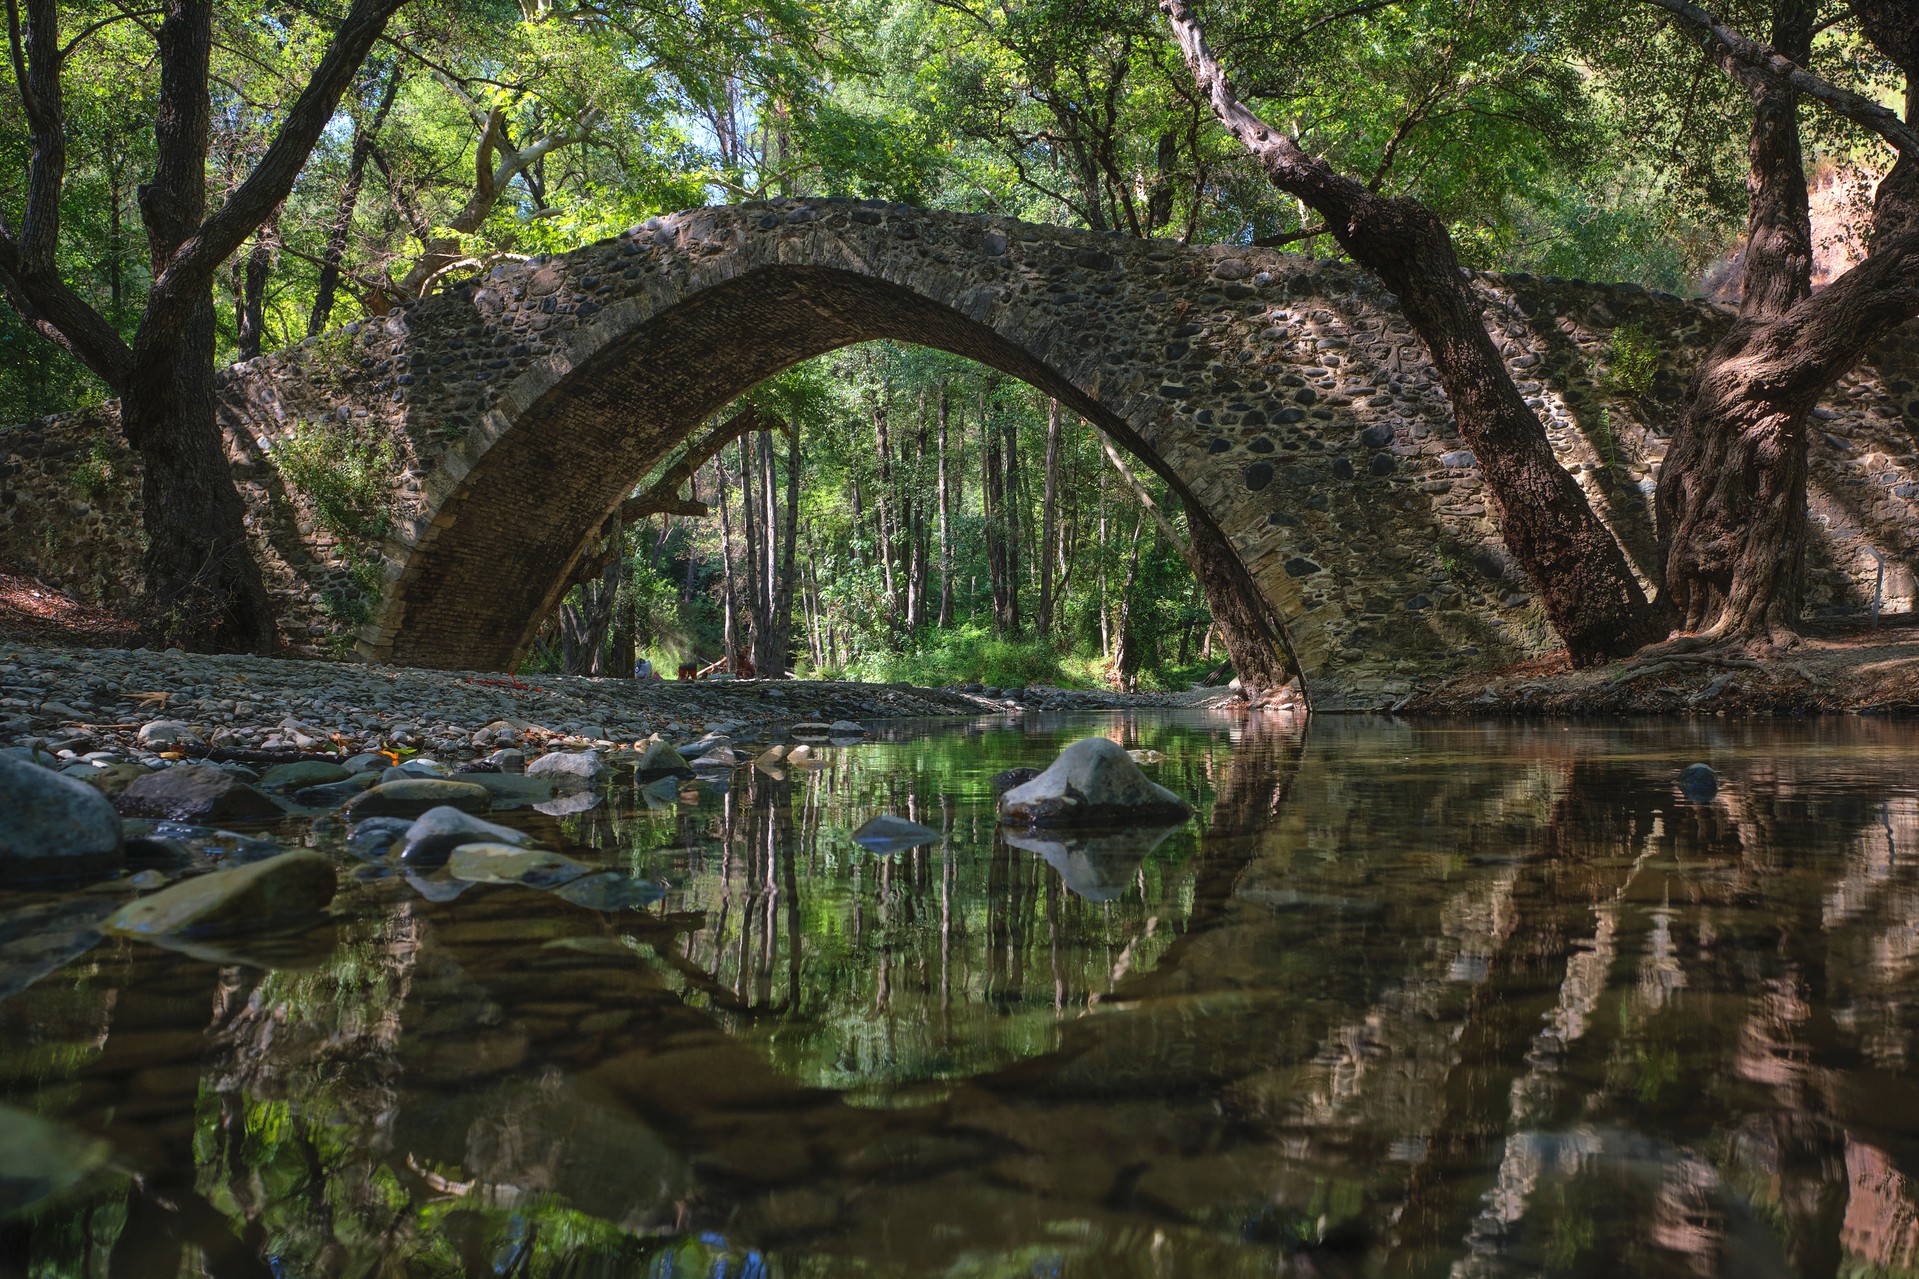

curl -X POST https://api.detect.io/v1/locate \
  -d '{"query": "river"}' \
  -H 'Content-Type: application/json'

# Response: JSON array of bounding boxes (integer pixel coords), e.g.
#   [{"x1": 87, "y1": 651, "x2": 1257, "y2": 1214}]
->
[{"x1": 4, "y1": 710, "x2": 1918, "y2": 1277}]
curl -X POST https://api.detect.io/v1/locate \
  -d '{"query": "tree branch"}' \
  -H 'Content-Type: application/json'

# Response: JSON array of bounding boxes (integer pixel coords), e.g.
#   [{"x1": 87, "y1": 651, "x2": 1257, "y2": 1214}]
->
[
  {"x1": 1640, "y1": 0, "x2": 1919, "y2": 161},
  {"x1": 146, "y1": 0, "x2": 409, "y2": 320}
]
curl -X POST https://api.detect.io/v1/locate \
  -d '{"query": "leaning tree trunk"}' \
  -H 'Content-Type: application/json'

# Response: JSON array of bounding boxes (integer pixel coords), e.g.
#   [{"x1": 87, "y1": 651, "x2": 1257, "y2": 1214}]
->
[
  {"x1": 1161, "y1": 0, "x2": 1664, "y2": 665},
  {"x1": 1183, "y1": 504, "x2": 1298, "y2": 694},
  {"x1": 119, "y1": 298, "x2": 278, "y2": 651},
  {"x1": 1658, "y1": 232, "x2": 1919, "y2": 638},
  {"x1": 1658, "y1": 2, "x2": 1919, "y2": 641}
]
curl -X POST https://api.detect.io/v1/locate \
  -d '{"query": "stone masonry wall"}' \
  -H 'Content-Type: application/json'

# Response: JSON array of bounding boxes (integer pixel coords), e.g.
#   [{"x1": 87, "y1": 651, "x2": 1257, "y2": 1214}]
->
[{"x1": 1, "y1": 199, "x2": 1915, "y2": 707}]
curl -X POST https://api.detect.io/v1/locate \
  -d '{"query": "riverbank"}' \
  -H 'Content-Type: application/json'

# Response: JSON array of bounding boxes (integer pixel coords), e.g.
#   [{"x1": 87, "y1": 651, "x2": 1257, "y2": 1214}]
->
[
  {"x1": 1400, "y1": 619, "x2": 1919, "y2": 716},
  {"x1": 0, "y1": 638, "x2": 1244, "y2": 760}
]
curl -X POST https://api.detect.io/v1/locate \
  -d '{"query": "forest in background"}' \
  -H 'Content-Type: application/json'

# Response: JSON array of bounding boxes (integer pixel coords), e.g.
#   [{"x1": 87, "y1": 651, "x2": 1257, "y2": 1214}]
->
[{"x1": 0, "y1": 0, "x2": 1909, "y2": 684}]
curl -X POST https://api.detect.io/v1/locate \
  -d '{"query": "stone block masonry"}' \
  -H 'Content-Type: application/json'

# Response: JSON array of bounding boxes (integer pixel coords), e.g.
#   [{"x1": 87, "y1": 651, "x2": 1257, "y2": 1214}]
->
[{"x1": 3, "y1": 199, "x2": 1916, "y2": 709}]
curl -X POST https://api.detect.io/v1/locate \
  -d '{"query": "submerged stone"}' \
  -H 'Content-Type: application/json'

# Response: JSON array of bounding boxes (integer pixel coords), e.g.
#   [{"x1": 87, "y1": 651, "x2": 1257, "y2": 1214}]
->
[
  {"x1": 998, "y1": 738, "x2": 1194, "y2": 828},
  {"x1": 852, "y1": 813, "x2": 942, "y2": 853},
  {"x1": 447, "y1": 843, "x2": 590, "y2": 889},
  {"x1": 341, "y1": 778, "x2": 491, "y2": 819},
  {"x1": 554, "y1": 872, "x2": 668, "y2": 911},
  {"x1": 106, "y1": 850, "x2": 337, "y2": 939},
  {"x1": 259, "y1": 760, "x2": 351, "y2": 790},
  {"x1": 1679, "y1": 762, "x2": 1718, "y2": 802},
  {"x1": 635, "y1": 741, "x2": 692, "y2": 778}
]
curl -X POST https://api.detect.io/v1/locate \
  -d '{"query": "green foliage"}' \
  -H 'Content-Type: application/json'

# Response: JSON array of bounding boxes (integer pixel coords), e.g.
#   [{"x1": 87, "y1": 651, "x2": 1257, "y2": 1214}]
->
[
  {"x1": 1602, "y1": 323, "x2": 1660, "y2": 398},
  {"x1": 67, "y1": 442, "x2": 115, "y2": 501},
  {"x1": 841, "y1": 624, "x2": 1076, "y2": 687},
  {"x1": 275, "y1": 423, "x2": 398, "y2": 541}
]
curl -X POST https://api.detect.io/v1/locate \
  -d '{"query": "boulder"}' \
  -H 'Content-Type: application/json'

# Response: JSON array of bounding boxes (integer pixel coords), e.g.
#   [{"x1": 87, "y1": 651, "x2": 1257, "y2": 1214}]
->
[
  {"x1": 990, "y1": 766, "x2": 1040, "y2": 795},
  {"x1": 115, "y1": 764, "x2": 282, "y2": 823},
  {"x1": 0, "y1": 754, "x2": 123, "y2": 882},
  {"x1": 535, "y1": 790, "x2": 601, "y2": 816},
  {"x1": 346, "y1": 817, "x2": 413, "y2": 861},
  {"x1": 634, "y1": 741, "x2": 691, "y2": 778},
  {"x1": 136, "y1": 719, "x2": 199, "y2": 748},
  {"x1": 784, "y1": 744, "x2": 818, "y2": 766},
  {"x1": 447, "y1": 843, "x2": 590, "y2": 889},
  {"x1": 525, "y1": 750, "x2": 608, "y2": 784},
  {"x1": 998, "y1": 738, "x2": 1194, "y2": 828},
  {"x1": 755, "y1": 745, "x2": 788, "y2": 767},
  {"x1": 789, "y1": 722, "x2": 833, "y2": 741},
  {"x1": 258, "y1": 760, "x2": 351, "y2": 790},
  {"x1": 106, "y1": 850, "x2": 336, "y2": 939},
  {"x1": 398, "y1": 806, "x2": 532, "y2": 866},
  {"x1": 341, "y1": 778, "x2": 491, "y2": 819},
  {"x1": 830, "y1": 720, "x2": 868, "y2": 737}
]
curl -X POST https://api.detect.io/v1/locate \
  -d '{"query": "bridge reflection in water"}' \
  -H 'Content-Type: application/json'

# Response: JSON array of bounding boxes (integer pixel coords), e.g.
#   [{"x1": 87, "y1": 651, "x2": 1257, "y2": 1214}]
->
[{"x1": 4, "y1": 713, "x2": 1919, "y2": 1277}]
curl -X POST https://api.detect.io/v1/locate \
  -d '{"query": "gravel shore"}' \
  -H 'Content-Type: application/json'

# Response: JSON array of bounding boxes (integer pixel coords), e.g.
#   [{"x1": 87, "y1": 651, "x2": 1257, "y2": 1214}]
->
[{"x1": 0, "y1": 641, "x2": 1236, "y2": 760}]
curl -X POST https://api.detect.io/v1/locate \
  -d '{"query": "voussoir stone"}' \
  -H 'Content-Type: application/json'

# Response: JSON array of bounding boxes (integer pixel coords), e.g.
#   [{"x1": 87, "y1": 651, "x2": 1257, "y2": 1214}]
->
[
  {"x1": 106, "y1": 850, "x2": 336, "y2": 939},
  {"x1": 115, "y1": 764, "x2": 282, "y2": 823},
  {"x1": 998, "y1": 737, "x2": 1194, "y2": 828},
  {"x1": 0, "y1": 754, "x2": 123, "y2": 881}
]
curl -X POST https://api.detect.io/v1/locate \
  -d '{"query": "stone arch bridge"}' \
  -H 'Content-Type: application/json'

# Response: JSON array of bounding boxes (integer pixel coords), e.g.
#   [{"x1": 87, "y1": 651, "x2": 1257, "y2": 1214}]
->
[{"x1": 4, "y1": 199, "x2": 1916, "y2": 708}]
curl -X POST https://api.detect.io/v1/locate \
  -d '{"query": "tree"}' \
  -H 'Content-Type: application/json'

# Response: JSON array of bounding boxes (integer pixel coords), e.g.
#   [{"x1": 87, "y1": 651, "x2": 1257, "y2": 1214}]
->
[
  {"x1": 0, "y1": 0, "x2": 408, "y2": 649},
  {"x1": 1158, "y1": 0, "x2": 1668, "y2": 666},
  {"x1": 1646, "y1": 0, "x2": 1919, "y2": 643}
]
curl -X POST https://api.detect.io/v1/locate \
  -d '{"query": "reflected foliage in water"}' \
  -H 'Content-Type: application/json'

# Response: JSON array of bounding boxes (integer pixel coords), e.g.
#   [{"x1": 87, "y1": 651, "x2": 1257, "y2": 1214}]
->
[{"x1": 6, "y1": 714, "x2": 1919, "y2": 1278}]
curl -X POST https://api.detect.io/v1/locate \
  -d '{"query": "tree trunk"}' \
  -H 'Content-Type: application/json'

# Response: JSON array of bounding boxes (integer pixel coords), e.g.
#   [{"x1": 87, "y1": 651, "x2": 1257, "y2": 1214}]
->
[
  {"x1": 119, "y1": 297, "x2": 278, "y2": 650},
  {"x1": 866, "y1": 387, "x2": 899, "y2": 618},
  {"x1": 1183, "y1": 503, "x2": 1298, "y2": 694},
  {"x1": 1111, "y1": 512, "x2": 1147, "y2": 690},
  {"x1": 309, "y1": 63, "x2": 401, "y2": 336},
  {"x1": 936, "y1": 382, "x2": 954, "y2": 627},
  {"x1": 1161, "y1": 0, "x2": 1663, "y2": 665},
  {"x1": 772, "y1": 428, "x2": 801, "y2": 677},
  {"x1": 231, "y1": 221, "x2": 274, "y2": 360},
  {"x1": 1036, "y1": 398, "x2": 1062, "y2": 641},
  {"x1": 716, "y1": 455, "x2": 738, "y2": 667},
  {"x1": 1657, "y1": 2, "x2": 1919, "y2": 641}
]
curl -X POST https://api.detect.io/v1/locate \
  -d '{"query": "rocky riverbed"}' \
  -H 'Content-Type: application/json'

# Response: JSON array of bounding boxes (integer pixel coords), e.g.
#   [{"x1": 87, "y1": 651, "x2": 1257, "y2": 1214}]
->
[{"x1": 0, "y1": 640, "x2": 1234, "y2": 762}]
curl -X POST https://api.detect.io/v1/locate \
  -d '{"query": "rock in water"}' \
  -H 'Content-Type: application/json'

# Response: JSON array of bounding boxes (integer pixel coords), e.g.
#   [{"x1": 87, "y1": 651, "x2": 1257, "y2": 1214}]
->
[
  {"x1": 116, "y1": 764, "x2": 282, "y2": 823},
  {"x1": 397, "y1": 806, "x2": 532, "y2": 866},
  {"x1": 258, "y1": 760, "x2": 351, "y2": 790},
  {"x1": 990, "y1": 766, "x2": 1040, "y2": 796},
  {"x1": 634, "y1": 741, "x2": 691, "y2": 778},
  {"x1": 0, "y1": 754, "x2": 124, "y2": 882},
  {"x1": 1679, "y1": 762, "x2": 1718, "y2": 802},
  {"x1": 447, "y1": 843, "x2": 590, "y2": 889},
  {"x1": 341, "y1": 778, "x2": 491, "y2": 819},
  {"x1": 525, "y1": 750, "x2": 608, "y2": 784},
  {"x1": 851, "y1": 814, "x2": 942, "y2": 853},
  {"x1": 998, "y1": 738, "x2": 1194, "y2": 828},
  {"x1": 106, "y1": 850, "x2": 337, "y2": 939}
]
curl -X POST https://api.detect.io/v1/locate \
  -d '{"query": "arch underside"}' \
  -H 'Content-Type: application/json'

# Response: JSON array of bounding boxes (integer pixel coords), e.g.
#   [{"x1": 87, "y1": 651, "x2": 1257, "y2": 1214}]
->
[{"x1": 377, "y1": 265, "x2": 1289, "y2": 675}]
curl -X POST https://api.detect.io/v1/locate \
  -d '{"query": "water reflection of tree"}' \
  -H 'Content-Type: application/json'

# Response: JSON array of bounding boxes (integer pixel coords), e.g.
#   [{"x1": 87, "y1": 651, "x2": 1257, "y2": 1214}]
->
[{"x1": 15, "y1": 721, "x2": 1919, "y2": 1277}]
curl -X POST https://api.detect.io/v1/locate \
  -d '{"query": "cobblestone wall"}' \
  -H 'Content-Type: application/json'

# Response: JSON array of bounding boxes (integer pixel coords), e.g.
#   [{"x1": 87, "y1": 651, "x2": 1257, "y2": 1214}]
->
[{"x1": 2, "y1": 199, "x2": 1915, "y2": 705}]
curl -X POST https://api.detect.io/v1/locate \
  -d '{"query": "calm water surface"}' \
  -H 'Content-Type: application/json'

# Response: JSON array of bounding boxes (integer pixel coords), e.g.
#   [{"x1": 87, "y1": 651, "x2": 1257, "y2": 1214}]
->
[{"x1": 5, "y1": 711, "x2": 1919, "y2": 1278}]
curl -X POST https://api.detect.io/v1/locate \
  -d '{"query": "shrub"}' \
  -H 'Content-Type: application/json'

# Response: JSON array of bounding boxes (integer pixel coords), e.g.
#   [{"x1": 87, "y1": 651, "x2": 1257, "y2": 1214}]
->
[
  {"x1": 1602, "y1": 323, "x2": 1660, "y2": 398},
  {"x1": 68, "y1": 442, "x2": 114, "y2": 500},
  {"x1": 277, "y1": 422, "x2": 399, "y2": 540}
]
